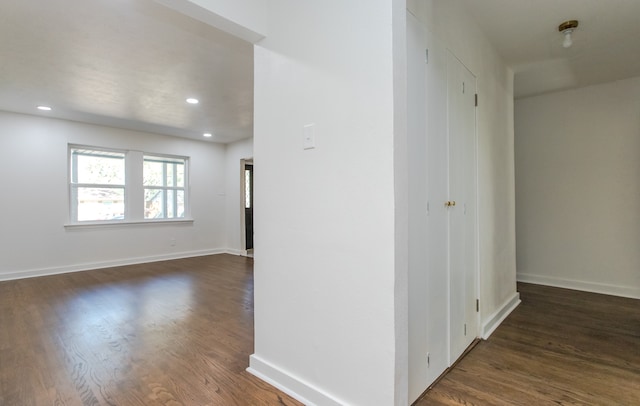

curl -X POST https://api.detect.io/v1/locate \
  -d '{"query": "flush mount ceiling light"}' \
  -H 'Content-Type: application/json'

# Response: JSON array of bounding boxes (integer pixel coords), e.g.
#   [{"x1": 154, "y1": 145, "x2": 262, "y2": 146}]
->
[
  {"x1": 186, "y1": 98, "x2": 199, "y2": 104},
  {"x1": 203, "y1": 132, "x2": 212, "y2": 138},
  {"x1": 559, "y1": 20, "x2": 579, "y2": 48},
  {"x1": 37, "y1": 105, "x2": 52, "y2": 111}
]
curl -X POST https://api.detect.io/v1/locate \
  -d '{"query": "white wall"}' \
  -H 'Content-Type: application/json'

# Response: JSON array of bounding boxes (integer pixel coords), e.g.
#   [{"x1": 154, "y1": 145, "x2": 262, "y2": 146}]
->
[
  {"x1": 249, "y1": 1, "x2": 401, "y2": 405},
  {"x1": 0, "y1": 111, "x2": 228, "y2": 280},
  {"x1": 407, "y1": 0, "x2": 519, "y2": 338},
  {"x1": 515, "y1": 76, "x2": 640, "y2": 299},
  {"x1": 160, "y1": 0, "x2": 516, "y2": 403},
  {"x1": 224, "y1": 138, "x2": 253, "y2": 253},
  {"x1": 155, "y1": 0, "x2": 267, "y2": 43}
]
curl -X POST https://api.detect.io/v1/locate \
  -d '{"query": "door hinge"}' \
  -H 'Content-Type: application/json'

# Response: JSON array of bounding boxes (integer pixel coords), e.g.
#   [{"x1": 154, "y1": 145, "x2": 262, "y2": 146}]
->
[
  {"x1": 476, "y1": 299, "x2": 479, "y2": 312},
  {"x1": 475, "y1": 93, "x2": 478, "y2": 107},
  {"x1": 425, "y1": 48, "x2": 429, "y2": 64},
  {"x1": 427, "y1": 352, "x2": 430, "y2": 367},
  {"x1": 464, "y1": 323, "x2": 467, "y2": 336}
]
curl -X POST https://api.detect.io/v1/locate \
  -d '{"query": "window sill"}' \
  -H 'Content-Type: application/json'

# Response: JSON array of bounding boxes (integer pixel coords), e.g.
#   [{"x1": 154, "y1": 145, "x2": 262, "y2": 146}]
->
[{"x1": 64, "y1": 218, "x2": 194, "y2": 229}]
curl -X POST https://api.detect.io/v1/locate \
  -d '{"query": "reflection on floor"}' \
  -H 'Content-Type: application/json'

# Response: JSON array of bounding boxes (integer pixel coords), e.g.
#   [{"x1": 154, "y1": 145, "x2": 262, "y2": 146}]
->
[
  {"x1": 416, "y1": 283, "x2": 640, "y2": 405},
  {"x1": 0, "y1": 254, "x2": 301, "y2": 406}
]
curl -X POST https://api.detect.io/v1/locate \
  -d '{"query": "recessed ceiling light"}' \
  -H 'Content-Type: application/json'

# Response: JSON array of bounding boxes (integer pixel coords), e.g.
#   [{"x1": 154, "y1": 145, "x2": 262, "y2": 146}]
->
[
  {"x1": 186, "y1": 98, "x2": 199, "y2": 104},
  {"x1": 203, "y1": 133, "x2": 212, "y2": 138},
  {"x1": 37, "y1": 105, "x2": 52, "y2": 111}
]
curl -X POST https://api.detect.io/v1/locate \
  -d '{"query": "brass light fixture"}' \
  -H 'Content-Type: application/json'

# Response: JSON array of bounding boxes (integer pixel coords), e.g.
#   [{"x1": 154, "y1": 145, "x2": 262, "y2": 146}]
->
[{"x1": 559, "y1": 20, "x2": 579, "y2": 48}]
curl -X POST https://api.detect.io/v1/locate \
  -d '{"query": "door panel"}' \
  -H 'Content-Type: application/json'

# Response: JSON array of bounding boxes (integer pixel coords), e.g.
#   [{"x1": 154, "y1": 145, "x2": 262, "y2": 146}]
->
[
  {"x1": 447, "y1": 52, "x2": 478, "y2": 362},
  {"x1": 424, "y1": 25, "x2": 450, "y2": 387},
  {"x1": 244, "y1": 164, "x2": 254, "y2": 250},
  {"x1": 459, "y1": 63, "x2": 479, "y2": 342},
  {"x1": 407, "y1": 12, "x2": 478, "y2": 402},
  {"x1": 407, "y1": 12, "x2": 429, "y2": 402},
  {"x1": 407, "y1": 11, "x2": 451, "y2": 402}
]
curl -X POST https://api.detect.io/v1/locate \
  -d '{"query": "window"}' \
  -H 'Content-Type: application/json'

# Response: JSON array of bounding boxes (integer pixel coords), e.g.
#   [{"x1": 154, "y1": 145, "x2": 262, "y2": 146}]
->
[
  {"x1": 143, "y1": 155, "x2": 186, "y2": 219},
  {"x1": 69, "y1": 145, "x2": 189, "y2": 224},
  {"x1": 245, "y1": 167, "x2": 252, "y2": 209},
  {"x1": 70, "y1": 147, "x2": 126, "y2": 222}
]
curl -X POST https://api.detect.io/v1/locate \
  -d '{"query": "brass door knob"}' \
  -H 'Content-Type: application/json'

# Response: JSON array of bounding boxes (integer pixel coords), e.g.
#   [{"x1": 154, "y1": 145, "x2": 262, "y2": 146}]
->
[{"x1": 445, "y1": 201, "x2": 456, "y2": 207}]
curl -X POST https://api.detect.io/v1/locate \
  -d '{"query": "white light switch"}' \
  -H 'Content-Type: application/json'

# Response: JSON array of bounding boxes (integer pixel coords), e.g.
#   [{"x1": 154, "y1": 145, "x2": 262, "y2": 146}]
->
[{"x1": 303, "y1": 123, "x2": 316, "y2": 150}]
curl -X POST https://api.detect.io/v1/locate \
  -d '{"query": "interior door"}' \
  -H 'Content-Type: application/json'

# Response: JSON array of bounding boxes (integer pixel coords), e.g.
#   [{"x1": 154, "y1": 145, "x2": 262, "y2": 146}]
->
[
  {"x1": 424, "y1": 20, "x2": 450, "y2": 389},
  {"x1": 407, "y1": 11, "x2": 429, "y2": 400},
  {"x1": 407, "y1": 12, "x2": 479, "y2": 403},
  {"x1": 407, "y1": 11, "x2": 450, "y2": 401},
  {"x1": 447, "y1": 51, "x2": 478, "y2": 363},
  {"x1": 459, "y1": 61, "x2": 479, "y2": 349},
  {"x1": 244, "y1": 164, "x2": 254, "y2": 250}
]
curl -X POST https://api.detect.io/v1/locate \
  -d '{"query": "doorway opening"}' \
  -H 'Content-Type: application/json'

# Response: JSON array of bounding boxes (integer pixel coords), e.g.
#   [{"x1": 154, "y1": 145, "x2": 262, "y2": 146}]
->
[{"x1": 240, "y1": 158, "x2": 254, "y2": 257}]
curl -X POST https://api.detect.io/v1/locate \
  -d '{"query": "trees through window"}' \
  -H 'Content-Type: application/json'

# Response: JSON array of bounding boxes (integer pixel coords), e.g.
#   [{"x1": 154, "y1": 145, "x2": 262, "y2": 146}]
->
[
  {"x1": 143, "y1": 155, "x2": 186, "y2": 219},
  {"x1": 69, "y1": 146, "x2": 189, "y2": 223},
  {"x1": 70, "y1": 148, "x2": 126, "y2": 221}
]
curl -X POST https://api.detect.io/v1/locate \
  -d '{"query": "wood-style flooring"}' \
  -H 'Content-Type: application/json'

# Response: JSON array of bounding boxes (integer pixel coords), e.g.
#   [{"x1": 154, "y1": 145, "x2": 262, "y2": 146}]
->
[
  {"x1": 0, "y1": 254, "x2": 302, "y2": 406},
  {"x1": 2, "y1": 256, "x2": 639, "y2": 405},
  {"x1": 417, "y1": 283, "x2": 640, "y2": 405}
]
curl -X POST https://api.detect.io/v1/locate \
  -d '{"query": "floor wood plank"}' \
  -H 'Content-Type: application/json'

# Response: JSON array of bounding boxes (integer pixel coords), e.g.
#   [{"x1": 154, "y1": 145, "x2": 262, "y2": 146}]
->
[
  {"x1": 3, "y1": 257, "x2": 639, "y2": 405},
  {"x1": 416, "y1": 282, "x2": 640, "y2": 405},
  {"x1": 0, "y1": 254, "x2": 302, "y2": 406}
]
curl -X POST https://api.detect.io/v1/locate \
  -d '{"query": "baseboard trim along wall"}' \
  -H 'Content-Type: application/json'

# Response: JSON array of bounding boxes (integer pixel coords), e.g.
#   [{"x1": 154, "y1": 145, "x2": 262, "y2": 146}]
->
[
  {"x1": 482, "y1": 292, "x2": 521, "y2": 340},
  {"x1": 225, "y1": 248, "x2": 245, "y2": 256},
  {"x1": 247, "y1": 355, "x2": 345, "y2": 406},
  {"x1": 517, "y1": 273, "x2": 640, "y2": 300},
  {"x1": 0, "y1": 249, "x2": 234, "y2": 282}
]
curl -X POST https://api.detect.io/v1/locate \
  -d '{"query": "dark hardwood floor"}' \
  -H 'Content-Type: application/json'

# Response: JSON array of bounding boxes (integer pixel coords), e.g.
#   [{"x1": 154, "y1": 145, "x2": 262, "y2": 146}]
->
[
  {"x1": 417, "y1": 283, "x2": 640, "y2": 405},
  {"x1": 2, "y1": 256, "x2": 639, "y2": 405},
  {"x1": 0, "y1": 254, "x2": 302, "y2": 406}
]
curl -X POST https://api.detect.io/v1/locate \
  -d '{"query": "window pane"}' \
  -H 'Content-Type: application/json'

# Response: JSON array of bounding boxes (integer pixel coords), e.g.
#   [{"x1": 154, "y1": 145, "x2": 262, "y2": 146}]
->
[
  {"x1": 166, "y1": 163, "x2": 185, "y2": 187},
  {"x1": 177, "y1": 190, "x2": 185, "y2": 218},
  {"x1": 143, "y1": 160, "x2": 164, "y2": 186},
  {"x1": 143, "y1": 155, "x2": 187, "y2": 220},
  {"x1": 176, "y1": 164, "x2": 185, "y2": 187},
  {"x1": 69, "y1": 148, "x2": 189, "y2": 223},
  {"x1": 144, "y1": 156, "x2": 186, "y2": 188},
  {"x1": 76, "y1": 187, "x2": 124, "y2": 221},
  {"x1": 245, "y1": 169, "x2": 251, "y2": 209},
  {"x1": 167, "y1": 164, "x2": 175, "y2": 187},
  {"x1": 144, "y1": 189, "x2": 164, "y2": 219},
  {"x1": 73, "y1": 150, "x2": 124, "y2": 185},
  {"x1": 167, "y1": 190, "x2": 175, "y2": 218}
]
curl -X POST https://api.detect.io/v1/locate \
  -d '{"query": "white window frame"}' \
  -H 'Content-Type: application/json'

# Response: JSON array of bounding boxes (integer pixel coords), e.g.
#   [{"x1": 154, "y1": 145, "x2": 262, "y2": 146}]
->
[
  {"x1": 66, "y1": 145, "x2": 192, "y2": 227},
  {"x1": 69, "y1": 146, "x2": 127, "y2": 223},
  {"x1": 143, "y1": 154, "x2": 189, "y2": 220}
]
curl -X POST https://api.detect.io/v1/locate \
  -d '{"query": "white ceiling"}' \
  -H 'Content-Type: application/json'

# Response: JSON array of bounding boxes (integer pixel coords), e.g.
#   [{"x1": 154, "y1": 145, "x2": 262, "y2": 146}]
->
[
  {"x1": 0, "y1": 0, "x2": 253, "y2": 143},
  {"x1": 2, "y1": 1, "x2": 639, "y2": 140},
  {"x1": 459, "y1": 0, "x2": 640, "y2": 98}
]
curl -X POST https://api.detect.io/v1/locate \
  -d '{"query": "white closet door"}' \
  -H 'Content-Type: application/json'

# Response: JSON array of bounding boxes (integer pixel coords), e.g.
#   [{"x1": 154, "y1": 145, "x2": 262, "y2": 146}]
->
[
  {"x1": 407, "y1": 12, "x2": 451, "y2": 400},
  {"x1": 424, "y1": 25, "x2": 450, "y2": 386},
  {"x1": 459, "y1": 59, "x2": 479, "y2": 348},
  {"x1": 447, "y1": 51, "x2": 478, "y2": 363},
  {"x1": 407, "y1": 12, "x2": 479, "y2": 402},
  {"x1": 407, "y1": 11, "x2": 430, "y2": 401}
]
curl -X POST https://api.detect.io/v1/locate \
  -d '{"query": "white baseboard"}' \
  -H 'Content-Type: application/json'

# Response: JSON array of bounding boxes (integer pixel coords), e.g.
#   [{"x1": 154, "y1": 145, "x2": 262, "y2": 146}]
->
[
  {"x1": 517, "y1": 273, "x2": 640, "y2": 300},
  {"x1": 247, "y1": 355, "x2": 345, "y2": 406},
  {"x1": 482, "y1": 292, "x2": 521, "y2": 340},
  {"x1": 0, "y1": 249, "x2": 228, "y2": 282},
  {"x1": 225, "y1": 248, "x2": 254, "y2": 258}
]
